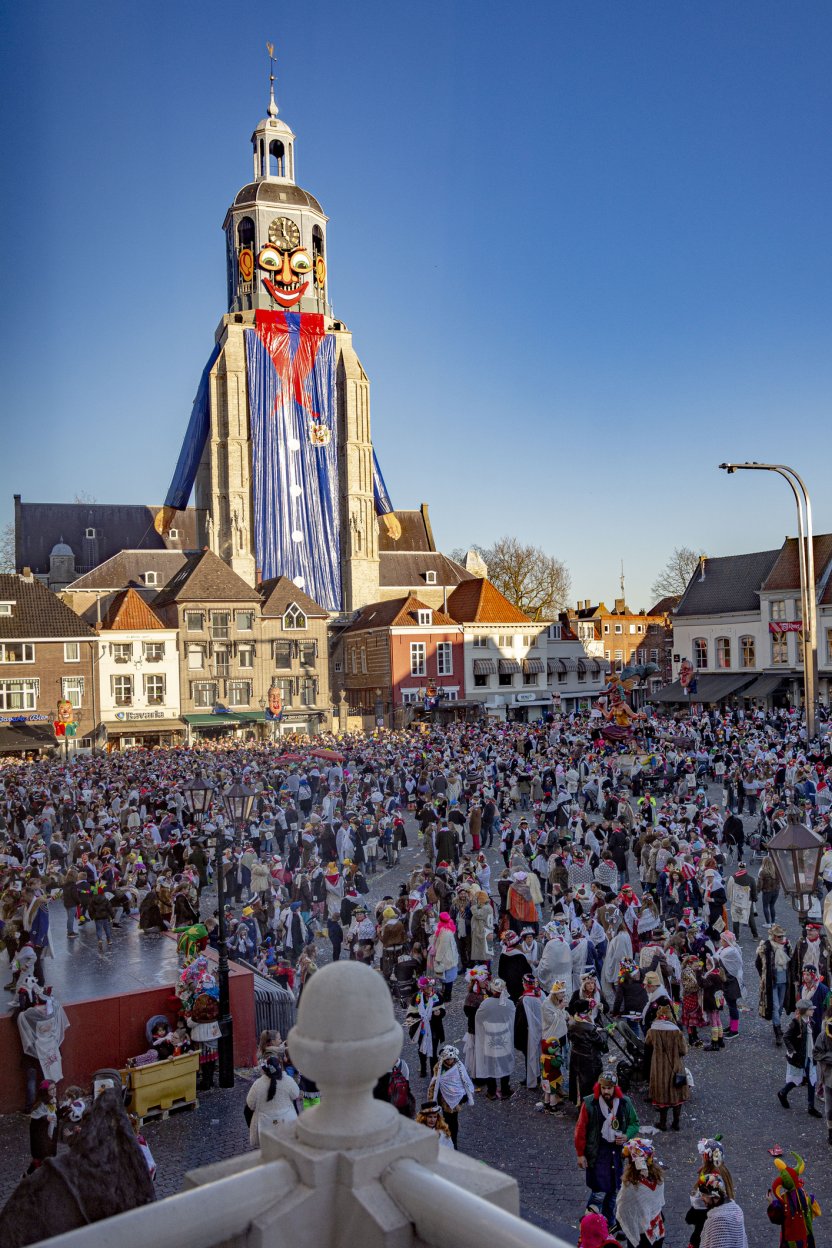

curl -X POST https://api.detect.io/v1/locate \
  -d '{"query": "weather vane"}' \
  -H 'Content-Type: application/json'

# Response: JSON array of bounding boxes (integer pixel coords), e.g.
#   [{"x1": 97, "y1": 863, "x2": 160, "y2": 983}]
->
[
  {"x1": 266, "y1": 41, "x2": 279, "y2": 117},
  {"x1": 266, "y1": 41, "x2": 278, "y2": 117}
]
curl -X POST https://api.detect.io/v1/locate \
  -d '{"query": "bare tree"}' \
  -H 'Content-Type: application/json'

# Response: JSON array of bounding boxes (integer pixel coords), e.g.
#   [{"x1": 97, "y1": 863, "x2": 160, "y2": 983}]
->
[
  {"x1": 650, "y1": 546, "x2": 703, "y2": 602},
  {"x1": 0, "y1": 521, "x2": 15, "y2": 573},
  {"x1": 73, "y1": 491, "x2": 98, "y2": 505},
  {"x1": 485, "y1": 536, "x2": 571, "y2": 621}
]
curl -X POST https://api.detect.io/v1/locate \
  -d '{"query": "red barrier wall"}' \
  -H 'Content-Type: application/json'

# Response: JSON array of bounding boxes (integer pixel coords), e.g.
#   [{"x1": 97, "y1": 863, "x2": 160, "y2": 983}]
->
[{"x1": 0, "y1": 958, "x2": 255, "y2": 1113}]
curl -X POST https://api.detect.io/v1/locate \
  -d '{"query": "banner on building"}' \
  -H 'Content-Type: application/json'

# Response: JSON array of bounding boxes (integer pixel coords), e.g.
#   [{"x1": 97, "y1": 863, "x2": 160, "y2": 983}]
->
[
  {"x1": 246, "y1": 311, "x2": 342, "y2": 610},
  {"x1": 769, "y1": 621, "x2": 802, "y2": 633}
]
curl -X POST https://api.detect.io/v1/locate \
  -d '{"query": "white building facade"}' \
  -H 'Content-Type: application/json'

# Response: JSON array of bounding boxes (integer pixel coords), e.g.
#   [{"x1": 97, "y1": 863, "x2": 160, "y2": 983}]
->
[{"x1": 96, "y1": 590, "x2": 182, "y2": 749}]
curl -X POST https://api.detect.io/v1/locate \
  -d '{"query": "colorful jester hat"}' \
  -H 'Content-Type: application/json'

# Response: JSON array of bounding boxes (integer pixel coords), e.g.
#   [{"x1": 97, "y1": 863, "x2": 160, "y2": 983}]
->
[
  {"x1": 176, "y1": 923, "x2": 209, "y2": 965},
  {"x1": 771, "y1": 1152, "x2": 821, "y2": 1246}
]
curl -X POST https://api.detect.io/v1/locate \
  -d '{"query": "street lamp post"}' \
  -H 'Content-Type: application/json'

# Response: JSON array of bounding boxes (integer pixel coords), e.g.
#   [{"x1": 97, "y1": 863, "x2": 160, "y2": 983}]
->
[
  {"x1": 218, "y1": 779, "x2": 256, "y2": 1085},
  {"x1": 718, "y1": 462, "x2": 818, "y2": 740},
  {"x1": 182, "y1": 774, "x2": 234, "y2": 1090},
  {"x1": 766, "y1": 817, "x2": 825, "y2": 918}
]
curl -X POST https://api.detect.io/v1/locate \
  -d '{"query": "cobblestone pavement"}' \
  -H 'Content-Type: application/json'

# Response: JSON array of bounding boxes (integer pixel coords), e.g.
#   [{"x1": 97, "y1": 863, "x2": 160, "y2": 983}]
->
[{"x1": 1, "y1": 797, "x2": 830, "y2": 1245}]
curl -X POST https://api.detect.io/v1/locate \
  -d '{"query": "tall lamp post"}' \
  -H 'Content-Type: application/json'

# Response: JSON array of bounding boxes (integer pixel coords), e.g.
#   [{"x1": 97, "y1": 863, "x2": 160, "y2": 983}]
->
[
  {"x1": 217, "y1": 780, "x2": 255, "y2": 1085},
  {"x1": 766, "y1": 817, "x2": 825, "y2": 919},
  {"x1": 183, "y1": 774, "x2": 232, "y2": 1090},
  {"x1": 718, "y1": 462, "x2": 818, "y2": 740}
]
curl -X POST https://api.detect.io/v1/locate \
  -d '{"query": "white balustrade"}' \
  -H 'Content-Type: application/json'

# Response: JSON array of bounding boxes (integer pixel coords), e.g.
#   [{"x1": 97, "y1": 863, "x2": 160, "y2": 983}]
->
[{"x1": 31, "y1": 961, "x2": 573, "y2": 1248}]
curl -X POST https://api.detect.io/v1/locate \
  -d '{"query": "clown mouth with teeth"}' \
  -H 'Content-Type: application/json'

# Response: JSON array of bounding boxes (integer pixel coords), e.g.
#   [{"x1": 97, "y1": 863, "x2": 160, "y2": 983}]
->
[{"x1": 258, "y1": 243, "x2": 312, "y2": 308}]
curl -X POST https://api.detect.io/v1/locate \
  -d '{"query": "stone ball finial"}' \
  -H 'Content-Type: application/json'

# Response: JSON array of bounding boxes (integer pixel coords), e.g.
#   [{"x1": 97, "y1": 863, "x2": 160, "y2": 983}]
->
[{"x1": 288, "y1": 961, "x2": 403, "y2": 1149}]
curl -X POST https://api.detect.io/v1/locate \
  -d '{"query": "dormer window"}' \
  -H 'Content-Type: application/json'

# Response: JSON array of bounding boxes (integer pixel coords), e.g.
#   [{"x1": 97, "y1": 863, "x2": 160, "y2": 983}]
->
[
  {"x1": 425, "y1": 570, "x2": 437, "y2": 586},
  {"x1": 167, "y1": 529, "x2": 179, "y2": 541},
  {"x1": 417, "y1": 610, "x2": 432, "y2": 626},
  {"x1": 144, "y1": 571, "x2": 158, "y2": 586},
  {"x1": 0, "y1": 603, "x2": 13, "y2": 617},
  {"x1": 85, "y1": 528, "x2": 97, "y2": 539},
  {"x1": 283, "y1": 604, "x2": 307, "y2": 631}
]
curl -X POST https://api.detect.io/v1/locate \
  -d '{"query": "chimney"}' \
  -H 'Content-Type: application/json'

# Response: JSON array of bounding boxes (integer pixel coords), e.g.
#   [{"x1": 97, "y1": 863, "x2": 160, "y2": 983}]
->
[
  {"x1": 699, "y1": 555, "x2": 706, "y2": 581},
  {"x1": 614, "y1": 597, "x2": 625, "y2": 613}
]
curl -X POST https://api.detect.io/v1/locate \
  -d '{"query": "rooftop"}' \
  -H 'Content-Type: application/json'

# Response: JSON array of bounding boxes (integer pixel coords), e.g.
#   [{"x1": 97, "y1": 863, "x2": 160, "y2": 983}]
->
[
  {"x1": 446, "y1": 578, "x2": 532, "y2": 625},
  {"x1": 762, "y1": 533, "x2": 832, "y2": 594},
  {"x1": 0, "y1": 574, "x2": 96, "y2": 640},
  {"x1": 98, "y1": 588, "x2": 167, "y2": 632},
  {"x1": 65, "y1": 550, "x2": 189, "y2": 592},
  {"x1": 152, "y1": 550, "x2": 260, "y2": 607},
  {"x1": 345, "y1": 595, "x2": 456, "y2": 634},
  {"x1": 14, "y1": 499, "x2": 198, "y2": 576},
  {"x1": 674, "y1": 548, "x2": 781, "y2": 616},
  {"x1": 259, "y1": 576, "x2": 328, "y2": 619}
]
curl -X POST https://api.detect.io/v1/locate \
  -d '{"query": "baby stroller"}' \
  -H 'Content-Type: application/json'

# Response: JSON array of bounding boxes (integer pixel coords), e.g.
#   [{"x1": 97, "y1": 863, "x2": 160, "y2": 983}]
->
[
  {"x1": 391, "y1": 954, "x2": 419, "y2": 1008},
  {"x1": 605, "y1": 1018, "x2": 646, "y2": 1094}
]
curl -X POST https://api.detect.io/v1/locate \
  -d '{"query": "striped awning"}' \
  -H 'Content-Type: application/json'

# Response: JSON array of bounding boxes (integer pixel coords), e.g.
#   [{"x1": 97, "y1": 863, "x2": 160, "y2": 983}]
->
[
  {"x1": 498, "y1": 658, "x2": 521, "y2": 675},
  {"x1": 473, "y1": 658, "x2": 496, "y2": 676},
  {"x1": 522, "y1": 657, "x2": 545, "y2": 674}
]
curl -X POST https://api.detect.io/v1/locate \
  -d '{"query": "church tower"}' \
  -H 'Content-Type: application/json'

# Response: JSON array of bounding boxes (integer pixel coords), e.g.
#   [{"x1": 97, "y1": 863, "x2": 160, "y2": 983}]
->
[{"x1": 194, "y1": 53, "x2": 380, "y2": 611}]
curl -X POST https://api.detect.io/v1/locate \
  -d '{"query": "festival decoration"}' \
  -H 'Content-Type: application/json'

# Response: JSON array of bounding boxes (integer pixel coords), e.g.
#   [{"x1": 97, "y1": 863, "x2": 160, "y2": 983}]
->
[
  {"x1": 238, "y1": 247, "x2": 254, "y2": 283},
  {"x1": 679, "y1": 658, "x2": 698, "y2": 696},
  {"x1": 597, "y1": 664, "x2": 656, "y2": 741},
  {"x1": 265, "y1": 684, "x2": 283, "y2": 722}
]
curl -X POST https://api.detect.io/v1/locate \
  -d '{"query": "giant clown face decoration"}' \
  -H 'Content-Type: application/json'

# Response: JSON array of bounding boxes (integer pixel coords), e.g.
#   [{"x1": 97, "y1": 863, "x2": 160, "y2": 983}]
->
[{"x1": 258, "y1": 215, "x2": 313, "y2": 309}]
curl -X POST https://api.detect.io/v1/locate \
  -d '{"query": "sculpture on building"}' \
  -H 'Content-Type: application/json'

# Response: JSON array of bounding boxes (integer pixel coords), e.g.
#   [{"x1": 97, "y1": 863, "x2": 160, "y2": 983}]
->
[{"x1": 597, "y1": 664, "x2": 658, "y2": 741}]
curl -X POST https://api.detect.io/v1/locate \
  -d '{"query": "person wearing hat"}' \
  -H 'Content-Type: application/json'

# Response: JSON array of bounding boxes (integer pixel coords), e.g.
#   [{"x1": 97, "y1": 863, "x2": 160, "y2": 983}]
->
[
  {"x1": 615, "y1": 1135, "x2": 665, "y2": 1248},
  {"x1": 645, "y1": 1001, "x2": 689, "y2": 1131},
  {"x1": 406, "y1": 976, "x2": 446, "y2": 1078},
  {"x1": 574, "y1": 1071, "x2": 640, "y2": 1228},
  {"x1": 474, "y1": 976, "x2": 516, "y2": 1101},
  {"x1": 577, "y1": 1211, "x2": 622, "y2": 1248},
  {"x1": 694, "y1": 1173, "x2": 748, "y2": 1248},
  {"x1": 498, "y1": 929, "x2": 535, "y2": 1003},
  {"x1": 778, "y1": 999, "x2": 823, "y2": 1118},
  {"x1": 756, "y1": 923, "x2": 795, "y2": 1046},
  {"x1": 414, "y1": 1099, "x2": 453, "y2": 1148},
  {"x1": 427, "y1": 1044, "x2": 475, "y2": 1148}
]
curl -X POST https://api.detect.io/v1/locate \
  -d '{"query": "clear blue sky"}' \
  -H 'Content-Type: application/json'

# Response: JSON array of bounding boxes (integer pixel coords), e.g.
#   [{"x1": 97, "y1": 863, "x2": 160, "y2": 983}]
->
[{"x1": 2, "y1": 1, "x2": 830, "y2": 608}]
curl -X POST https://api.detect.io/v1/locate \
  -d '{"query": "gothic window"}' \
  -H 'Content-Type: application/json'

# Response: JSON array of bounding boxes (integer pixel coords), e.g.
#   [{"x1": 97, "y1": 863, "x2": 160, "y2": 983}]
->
[
  {"x1": 283, "y1": 604, "x2": 307, "y2": 631},
  {"x1": 268, "y1": 140, "x2": 285, "y2": 177}
]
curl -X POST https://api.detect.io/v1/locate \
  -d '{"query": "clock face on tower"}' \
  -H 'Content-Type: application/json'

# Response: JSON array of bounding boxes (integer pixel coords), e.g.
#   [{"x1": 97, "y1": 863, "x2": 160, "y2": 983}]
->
[{"x1": 268, "y1": 216, "x2": 301, "y2": 252}]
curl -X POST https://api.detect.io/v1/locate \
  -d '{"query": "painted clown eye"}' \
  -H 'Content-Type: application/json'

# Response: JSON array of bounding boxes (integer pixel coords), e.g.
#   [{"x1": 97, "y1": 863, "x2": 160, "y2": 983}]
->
[
  {"x1": 257, "y1": 245, "x2": 282, "y2": 271},
  {"x1": 290, "y1": 249, "x2": 312, "y2": 274}
]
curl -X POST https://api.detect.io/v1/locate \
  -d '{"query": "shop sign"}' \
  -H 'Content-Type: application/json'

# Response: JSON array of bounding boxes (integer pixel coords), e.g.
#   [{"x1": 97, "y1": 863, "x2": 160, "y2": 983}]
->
[{"x1": 113, "y1": 710, "x2": 171, "y2": 721}]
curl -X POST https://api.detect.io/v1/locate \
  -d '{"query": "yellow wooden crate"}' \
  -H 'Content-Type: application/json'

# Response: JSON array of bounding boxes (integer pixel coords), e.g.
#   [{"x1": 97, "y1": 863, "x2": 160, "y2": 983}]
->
[{"x1": 122, "y1": 1050, "x2": 200, "y2": 1120}]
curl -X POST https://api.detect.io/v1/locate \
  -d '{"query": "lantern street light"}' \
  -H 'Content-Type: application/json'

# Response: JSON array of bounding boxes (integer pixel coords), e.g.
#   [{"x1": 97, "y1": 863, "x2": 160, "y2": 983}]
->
[
  {"x1": 182, "y1": 774, "x2": 233, "y2": 1090},
  {"x1": 766, "y1": 818, "x2": 825, "y2": 918},
  {"x1": 212, "y1": 779, "x2": 255, "y2": 1086}
]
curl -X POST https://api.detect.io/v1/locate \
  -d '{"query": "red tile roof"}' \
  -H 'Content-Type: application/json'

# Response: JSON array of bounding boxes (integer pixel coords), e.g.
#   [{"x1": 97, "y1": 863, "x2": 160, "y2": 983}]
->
[
  {"x1": 345, "y1": 595, "x2": 456, "y2": 634},
  {"x1": 763, "y1": 534, "x2": 832, "y2": 594},
  {"x1": 98, "y1": 588, "x2": 166, "y2": 631},
  {"x1": 446, "y1": 579, "x2": 532, "y2": 625}
]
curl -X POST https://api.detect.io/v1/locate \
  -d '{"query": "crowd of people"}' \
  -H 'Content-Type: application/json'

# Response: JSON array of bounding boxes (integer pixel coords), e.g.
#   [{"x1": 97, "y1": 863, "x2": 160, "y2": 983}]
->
[{"x1": 1, "y1": 700, "x2": 831, "y2": 1246}]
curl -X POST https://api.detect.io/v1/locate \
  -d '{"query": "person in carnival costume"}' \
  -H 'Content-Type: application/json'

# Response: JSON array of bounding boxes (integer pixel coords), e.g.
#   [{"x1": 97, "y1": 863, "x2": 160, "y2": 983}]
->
[
  {"x1": 574, "y1": 1071, "x2": 640, "y2": 1226},
  {"x1": 406, "y1": 975, "x2": 445, "y2": 1078},
  {"x1": 540, "y1": 978, "x2": 568, "y2": 1114},
  {"x1": 684, "y1": 1138, "x2": 735, "y2": 1248},
  {"x1": 427, "y1": 1043, "x2": 474, "y2": 1150},
  {"x1": 578, "y1": 1210, "x2": 623, "y2": 1247},
  {"x1": 614, "y1": 1135, "x2": 665, "y2": 1248},
  {"x1": 766, "y1": 1151, "x2": 821, "y2": 1248},
  {"x1": 695, "y1": 1173, "x2": 748, "y2": 1248}
]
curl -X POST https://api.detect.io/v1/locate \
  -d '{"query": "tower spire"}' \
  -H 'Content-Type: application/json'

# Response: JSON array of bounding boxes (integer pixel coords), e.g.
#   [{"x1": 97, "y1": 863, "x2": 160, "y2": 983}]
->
[{"x1": 266, "y1": 41, "x2": 278, "y2": 118}]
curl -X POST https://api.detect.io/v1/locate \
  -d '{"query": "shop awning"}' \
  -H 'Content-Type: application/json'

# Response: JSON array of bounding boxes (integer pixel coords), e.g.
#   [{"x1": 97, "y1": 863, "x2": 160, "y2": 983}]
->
[
  {"x1": 650, "y1": 673, "x2": 754, "y2": 704},
  {"x1": 522, "y1": 658, "x2": 545, "y2": 674},
  {"x1": 740, "y1": 674, "x2": 786, "y2": 700},
  {"x1": 498, "y1": 659, "x2": 521, "y2": 674},
  {"x1": 234, "y1": 711, "x2": 266, "y2": 723},
  {"x1": 473, "y1": 659, "x2": 496, "y2": 676},
  {"x1": 107, "y1": 719, "x2": 185, "y2": 736},
  {"x1": 0, "y1": 723, "x2": 57, "y2": 752},
  {"x1": 182, "y1": 713, "x2": 244, "y2": 727}
]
